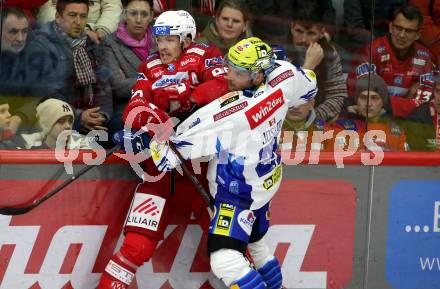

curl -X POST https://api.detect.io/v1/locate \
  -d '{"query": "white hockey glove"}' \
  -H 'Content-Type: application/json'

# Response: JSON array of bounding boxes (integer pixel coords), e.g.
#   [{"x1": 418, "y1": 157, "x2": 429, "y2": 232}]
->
[{"x1": 150, "y1": 140, "x2": 179, "y2": 172}]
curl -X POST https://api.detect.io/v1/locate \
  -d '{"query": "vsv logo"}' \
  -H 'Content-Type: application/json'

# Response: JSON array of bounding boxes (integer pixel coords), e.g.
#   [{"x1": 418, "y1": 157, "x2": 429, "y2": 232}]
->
[{"x1": 245, "y1": 89, "x2": 284, "y2": 129}]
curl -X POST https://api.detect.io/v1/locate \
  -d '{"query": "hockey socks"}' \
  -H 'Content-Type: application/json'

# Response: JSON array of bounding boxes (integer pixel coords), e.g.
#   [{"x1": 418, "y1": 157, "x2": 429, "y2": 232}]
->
[
  {"x1": 258, "y1": 257, "x2": 283, "y2": 289},
  {"x1": 229, "y1": 268, "x2": 266, "y2": 289},
  {"x1": 97, "y1": 232, "x2": 158, "y2": 289}
]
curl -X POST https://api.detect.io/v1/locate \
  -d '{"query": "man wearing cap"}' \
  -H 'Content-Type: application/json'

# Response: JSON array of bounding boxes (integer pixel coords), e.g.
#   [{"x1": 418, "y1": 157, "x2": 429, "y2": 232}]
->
[
  {"x1": 145, "y1": 37, "x2": 317, "y2": 289},
  {"x1": 21, "y1": 98, "x2": 92, "y2": 149},
  {"x1": 334, "y1": 74, "x2": 408, "y2": 151}
]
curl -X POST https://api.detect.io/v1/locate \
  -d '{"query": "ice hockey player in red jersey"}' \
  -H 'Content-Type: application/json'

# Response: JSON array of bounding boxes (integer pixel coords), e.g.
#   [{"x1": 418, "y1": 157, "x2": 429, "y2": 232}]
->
[{"x1": 97, "y1": 10, "x2": 228, "y2": 289}]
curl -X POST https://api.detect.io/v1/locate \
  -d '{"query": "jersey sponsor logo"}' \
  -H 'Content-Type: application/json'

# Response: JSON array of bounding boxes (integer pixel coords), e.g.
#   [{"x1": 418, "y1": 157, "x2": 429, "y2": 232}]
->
[
  {"x1": 105, "y1": 260, "x2": 134, "y2": 285},
  {"x1": 153, "y1": 25, "x2": 170, "y2": 35},
  {"x1": 394, "y1": 75, "x2": 403, "y2": 85},
  {"x1": 153, "y1": 70, "x2": 163, "y2": 79},
  {"x1": 420, "y1": 73, "x2": 434, "y2": 86},
  {"x1": 147, "y1": 59, "x2": 162, "y2": 69},
  {"x1": 180, "y1": 57, "x2": 198, "y2": 67},
  {"x1": 167, "y1": 63, "x2": 175, "y2": 72},
  {"x1": 377, "y1": 44, "x2": 386, "y2": 54},
  {"x1": 263, "y1": 119, "x2": 283, "y2": 144},
  {"x1": 152, "y1": 72, "x2": 189, "y2": 89},
  {"x1": 381, "y1": 54, "x2": 390, "y2": 62},
  {"x1": 245, "y1": 89, "x2": 285, "y2": 129},
  {"x1": 218, "y1": 91, "x2": 240, "y2": 107},
  {"x1": 137, "y1": 73, "x2": 147, "y2": 80},
  {"x1": 269, "y1": 118, "x2": 276, "y2": 126},
  {"x1": 268, "y1": 70, "x2": 294, "y2": 87},
  {"x1": 213, "y1": 203, "x2": 236, "y2": 236},
  {"x1": 356, "y1": 62, "x2": 376, "y2": 77},
  {"x1": 126, "y1": 193, "x2": 166, "y2": 231},
  {"x1": 186, "y1": 47, "x2": 205, "y2": 56},
  {"x1": 188, "y1": 117, "x2": 201, "y2": 129},
  {"x1": 263, "y1": 165, "x2": 282, "y2": 190},
  {"x1": 205, "y1": 56, "x2": 223, "y2": 67},
  {"x1": 237, "y1": 210, "x2": 255, "y2": 235},
  {"x1": 213, "y1": 101, "x2": 248, "y2": 121},
  {"x1": 416, "y1": 49, "x2": 430, "y2": 58},
  {"x1": 413, "y1": 58, "x2": 426, "y2": 66}
]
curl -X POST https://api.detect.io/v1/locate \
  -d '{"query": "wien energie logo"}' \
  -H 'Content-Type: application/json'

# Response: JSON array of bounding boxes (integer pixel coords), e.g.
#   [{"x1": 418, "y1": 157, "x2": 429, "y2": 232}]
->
[{"x1": 245, "y1": 89, "x2": 284, "y2": 129}]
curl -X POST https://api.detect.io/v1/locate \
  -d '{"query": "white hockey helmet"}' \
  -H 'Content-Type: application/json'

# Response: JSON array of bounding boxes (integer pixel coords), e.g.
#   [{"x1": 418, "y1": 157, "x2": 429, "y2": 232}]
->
[{"x1": 153, "y1": 10, "x2": 197, "y2": 43}]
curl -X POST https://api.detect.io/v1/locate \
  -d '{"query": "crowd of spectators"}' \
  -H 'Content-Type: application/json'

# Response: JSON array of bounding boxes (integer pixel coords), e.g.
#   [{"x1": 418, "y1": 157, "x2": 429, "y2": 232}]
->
[{"x1": 0, "y1": 0, "x2": 439, "y2": 152}]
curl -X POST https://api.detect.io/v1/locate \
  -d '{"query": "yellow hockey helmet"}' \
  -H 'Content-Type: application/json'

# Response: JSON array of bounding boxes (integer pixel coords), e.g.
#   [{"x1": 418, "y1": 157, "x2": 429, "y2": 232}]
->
[{"x1": 226, "y1": 37, "x2": 275, "y2": 72}]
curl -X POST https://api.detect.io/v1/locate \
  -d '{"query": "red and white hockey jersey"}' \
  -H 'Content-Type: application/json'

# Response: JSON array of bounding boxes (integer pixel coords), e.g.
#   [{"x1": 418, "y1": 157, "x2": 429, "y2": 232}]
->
[
  {"x1": 349, "y1": 35, "x2": 437, "y2": 117},
  {"x1": 129, "y1": 42, "x2": 228, "y2": 114}
]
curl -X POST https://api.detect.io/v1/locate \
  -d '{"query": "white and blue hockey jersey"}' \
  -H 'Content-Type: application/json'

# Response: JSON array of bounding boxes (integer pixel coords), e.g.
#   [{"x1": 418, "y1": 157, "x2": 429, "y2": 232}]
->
[{"x1": 158, "y1": 60, "x2": 317, "y2": 210}]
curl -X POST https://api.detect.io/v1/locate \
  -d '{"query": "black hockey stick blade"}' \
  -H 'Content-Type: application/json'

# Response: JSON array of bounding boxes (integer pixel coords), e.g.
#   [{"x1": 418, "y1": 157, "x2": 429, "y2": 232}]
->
[{"x1": 0, "y1": 145, "x2": 121, "y2": 215}]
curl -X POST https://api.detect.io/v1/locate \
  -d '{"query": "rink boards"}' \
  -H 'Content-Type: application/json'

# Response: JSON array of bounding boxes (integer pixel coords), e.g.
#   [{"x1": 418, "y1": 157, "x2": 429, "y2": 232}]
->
[{"x1": 0, "y1": 150, "x2": 439, "y2": 289}]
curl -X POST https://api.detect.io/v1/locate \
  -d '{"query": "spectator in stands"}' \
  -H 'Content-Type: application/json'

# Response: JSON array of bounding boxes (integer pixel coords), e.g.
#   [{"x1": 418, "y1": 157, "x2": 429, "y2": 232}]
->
[
  {"x1": 288, "y1": 1, "x2": 347, "y2": 122},
  {"x1": 281, "y1": 89, "x2": 333, "y2": 153},
  {"x1": 409, "y1": 0, "x2": 440, "y2": 64},
  {"x1": 248, "y1": 0, "x2": 335, "y2": 43},
  {"x1": 21, "y1": 98, "x2": 92, "y2": 149},
  {"x1": 342, "y1": 0, "x2": 407, "y2": 51},
  {"x1": 0, "y1": 97, "x2": 27, "y2": 149},
  {"x1": 3, "y1": 0, "x2": 47, "y2": 27},
  {"x1": 334, "y1": 74, "x2": 408, "y2": 152},
  {"x1": 0, "y1": 7, "x2": 41, "y2": 134},
  {"x1": 29, "y1": 0, "x2": 113, "y2": 133},
  {"x1": 431, "y1": 72, "x2": 440, "y2": 150},
  {"x1": 102, "y1": 0, "x2": 155, "y2": 135},
  {"x1": 395, "y1": 72, "x2": 440, "y2": 151},
  {"x1": 197, "y1": 0, "x2": 251, "y2": 54},
  {"x1": 37, "y1": 0, "x2": 123, "y2": 44},
  {"x1": 349, "y1": 5, "x2": 437, "y2": 119}
]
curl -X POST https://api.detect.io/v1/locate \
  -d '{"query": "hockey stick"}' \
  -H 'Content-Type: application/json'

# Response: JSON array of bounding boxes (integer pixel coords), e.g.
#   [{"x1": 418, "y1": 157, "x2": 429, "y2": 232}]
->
[
  {"x1": 168, "y1": 142, "x2": 214, "y2": 210},
  {"x1": 0, "y1": 144, "x2": 121, "y2": 215}
]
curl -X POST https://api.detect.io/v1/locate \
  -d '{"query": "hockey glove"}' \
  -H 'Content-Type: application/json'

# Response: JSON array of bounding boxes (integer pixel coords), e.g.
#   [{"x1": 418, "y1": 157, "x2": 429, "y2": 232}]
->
[
  {"x1": 149, "y1": 140, "x2": 178, "y2": 172},
  {"x1": 155, "y1": 80, "x2": 193, "y2": 112},
  {"x1": 112, "y1": 129, "x2": 151, "y2": 154},
  {"x1": 123, "y1": 101, "x2": 174, "y2": 143}
]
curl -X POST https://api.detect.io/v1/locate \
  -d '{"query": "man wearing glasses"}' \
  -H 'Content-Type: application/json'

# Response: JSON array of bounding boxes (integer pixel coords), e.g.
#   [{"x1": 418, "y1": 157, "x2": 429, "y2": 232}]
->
[{"x1": 349, "y1": 5, "x2": 437, "y2": 119}]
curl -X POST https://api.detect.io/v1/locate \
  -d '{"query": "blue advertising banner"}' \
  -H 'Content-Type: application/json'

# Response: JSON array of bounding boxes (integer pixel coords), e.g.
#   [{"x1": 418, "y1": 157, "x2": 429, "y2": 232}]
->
[{"x1": 386, "y1": 180, "x2": 440, "y2": 289}]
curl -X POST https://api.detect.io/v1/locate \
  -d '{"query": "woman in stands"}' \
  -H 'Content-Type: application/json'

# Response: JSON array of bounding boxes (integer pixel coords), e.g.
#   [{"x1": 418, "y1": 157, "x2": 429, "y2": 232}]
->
[
  {"x1": 101, "y1": 0, "x2": 155, "y2": 135},
  {"x1": 197, "y1": 0, "x2": 251, "y2": 54}
]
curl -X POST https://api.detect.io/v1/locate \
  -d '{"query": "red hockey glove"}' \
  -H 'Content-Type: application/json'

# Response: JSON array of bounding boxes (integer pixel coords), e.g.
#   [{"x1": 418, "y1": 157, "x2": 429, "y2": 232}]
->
[
  {"x1": 155, "y1": 80, "x2": 193, "y2": 112},
  {"x1": 123, "y1": 100, "x2": 174, "y2": 143}
]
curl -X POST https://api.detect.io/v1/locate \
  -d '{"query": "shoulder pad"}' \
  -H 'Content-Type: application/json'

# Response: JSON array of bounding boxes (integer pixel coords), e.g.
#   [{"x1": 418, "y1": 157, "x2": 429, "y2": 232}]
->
[
  {"x1": 145, "y1": 57, "x2": 162, "y2": 69},
  {"x1": 336, "y1": 118, "x2": 358, "y2": 131},
  {"x1": 186, "y1": 46, "x2": 206, "y2": 56}
]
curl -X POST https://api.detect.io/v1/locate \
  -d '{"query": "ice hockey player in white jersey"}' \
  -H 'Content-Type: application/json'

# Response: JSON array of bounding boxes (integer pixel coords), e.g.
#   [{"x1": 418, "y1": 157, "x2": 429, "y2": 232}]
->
[{"x1": 150, "y1": 37, "x2": 318, "y2": 289}]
